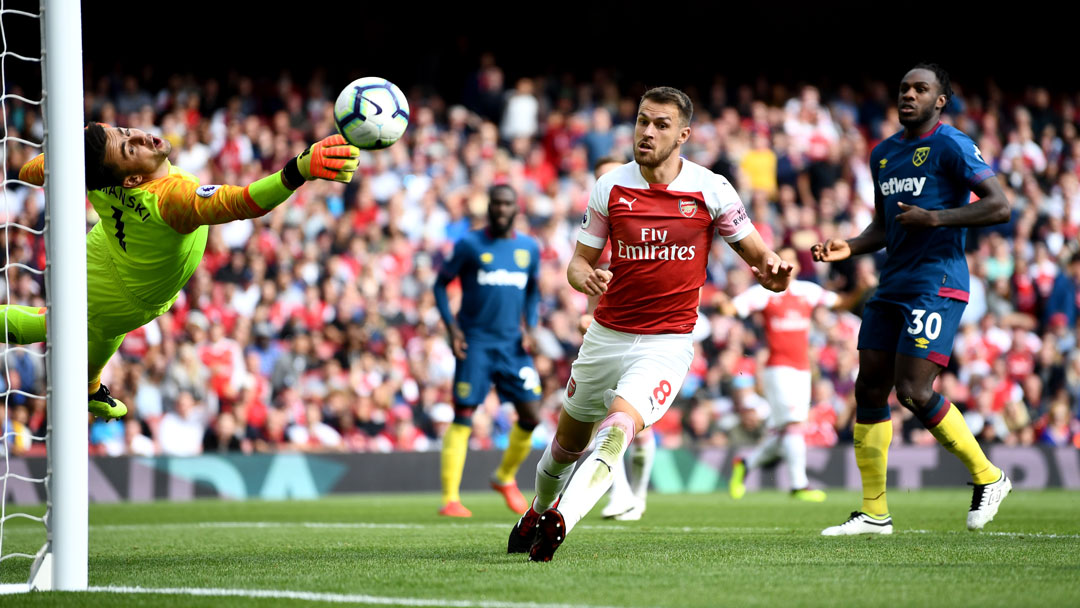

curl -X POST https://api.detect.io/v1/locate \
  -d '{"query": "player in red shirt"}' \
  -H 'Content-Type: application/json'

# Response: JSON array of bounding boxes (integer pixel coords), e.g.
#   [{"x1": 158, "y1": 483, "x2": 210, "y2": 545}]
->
[
  {"x1": 582, "y1": 156, "x2": 657, "y2": 522},
  {"x1": 508, "y1": 86, "x2": 792, "y2": 561},
  {"x1": 720, "y1": 247, "x2": 839, "y2": 502}
]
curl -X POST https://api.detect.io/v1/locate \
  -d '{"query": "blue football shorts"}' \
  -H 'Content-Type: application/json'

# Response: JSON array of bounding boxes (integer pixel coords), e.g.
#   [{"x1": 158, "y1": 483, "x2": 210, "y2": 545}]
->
[
  {"x1": 452, "y1": 340, "x2": 541, "y2": 407},
  {"x1": 857, "y1": 292, "x2": 966, "y2": 366}
]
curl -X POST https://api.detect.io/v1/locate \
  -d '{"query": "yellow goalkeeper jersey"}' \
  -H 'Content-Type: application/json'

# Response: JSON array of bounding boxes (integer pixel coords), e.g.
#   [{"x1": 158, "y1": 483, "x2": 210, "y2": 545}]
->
[{"x1": 20, "y1": 154, "x2": 270, "y2": 309}]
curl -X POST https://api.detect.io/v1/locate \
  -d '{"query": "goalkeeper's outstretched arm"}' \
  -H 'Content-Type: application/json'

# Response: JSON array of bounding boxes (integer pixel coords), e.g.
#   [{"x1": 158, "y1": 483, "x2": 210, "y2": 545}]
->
[
  {"x1": 17, "y1": 133, "x2": 360, "y2": 235},
  {"x1": 18, "y1": 153, "x2": 44, "y2": 186},
  {"x1": 157, "y1": 134, "x2": 359, "y2": 234}
]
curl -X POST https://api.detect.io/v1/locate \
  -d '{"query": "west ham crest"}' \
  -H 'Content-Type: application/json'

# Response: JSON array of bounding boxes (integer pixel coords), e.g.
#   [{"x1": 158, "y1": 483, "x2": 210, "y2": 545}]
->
[{"x1": 913, "y1": 147, "x2": 930, "y2": 167}]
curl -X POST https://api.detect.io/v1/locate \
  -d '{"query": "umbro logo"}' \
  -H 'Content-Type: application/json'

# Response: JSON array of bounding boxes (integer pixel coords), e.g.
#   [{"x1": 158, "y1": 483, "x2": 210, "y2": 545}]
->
[{"x1": 618, "y1": 197, "x2": 637, "y2": 210}]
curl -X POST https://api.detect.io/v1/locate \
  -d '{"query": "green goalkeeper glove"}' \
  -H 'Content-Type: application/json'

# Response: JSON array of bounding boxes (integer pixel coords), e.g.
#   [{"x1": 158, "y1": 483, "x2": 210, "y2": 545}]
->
[{"x1": 283, "y1": 134, "x2": 360, "y2": 186}]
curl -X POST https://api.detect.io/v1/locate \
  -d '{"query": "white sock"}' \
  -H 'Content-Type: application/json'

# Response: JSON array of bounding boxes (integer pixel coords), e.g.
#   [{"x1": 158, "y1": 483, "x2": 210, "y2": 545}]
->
[
  {"x1": 628, "y1": 434, "x2": 656, "y2": 502},
  {"x1": 746, "y1": 432, "x2": 782, "y2": 470},
  {"x1": 781, "y1": 430, "x2": 809, "y2": 490},
  {"x1": 607, "y1": 456, "x2": 634, "y2": 504},
  {"x1": 558, "y1": 415, "x2": 634, "y2": 534},
  {"x1": 534, "y1": 442, "x2": 577, "y2": 512}
]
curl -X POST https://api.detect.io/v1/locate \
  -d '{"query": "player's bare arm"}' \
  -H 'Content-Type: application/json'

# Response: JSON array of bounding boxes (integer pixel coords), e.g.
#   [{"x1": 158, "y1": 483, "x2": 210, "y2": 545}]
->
[
  {"x1": 729, "y1": 230, "x2": 792, "y2": 293},
  {"x1": 447, "y1": 325, "x2": 468, "y2": 359},
  {"x1": 568, "y1": 242, "x2": 612, "y2": 297},
  {"x1": 432, "y1": 250, "x2": 468, "y2": 359},
  {"x1": 812, "y1": 187, "x2": 887, "y2": 262},
  {"x1": 433, "y1": 284, "x2": 468, "y2": 359},
  {"x1": 895, "y1": 176, "x2": 1010, "y2": 229},
  {"x1": 523, "y1": 257, "x2": 540, "y2": 354}
]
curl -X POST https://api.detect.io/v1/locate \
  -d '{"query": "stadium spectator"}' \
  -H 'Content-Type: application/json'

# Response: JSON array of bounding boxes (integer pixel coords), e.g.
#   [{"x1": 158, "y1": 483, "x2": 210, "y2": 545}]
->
[
  {"x1": 125, "y1": 418, "x2": 157, "y2": 457},
  {"x1": 3, "y1": 57, "x2": 1079, "y2": 461},
  {"x1": 202, "y1": 410, "x2": 245, "y2": 453},
  {"x1": 158, "y1": 391, "x2": 208, "y2": 457}
]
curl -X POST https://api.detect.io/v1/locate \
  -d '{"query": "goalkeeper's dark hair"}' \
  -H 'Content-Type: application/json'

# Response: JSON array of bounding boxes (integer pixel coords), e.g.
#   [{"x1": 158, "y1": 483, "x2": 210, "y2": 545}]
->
[
  {"x1": 84, "y1": 122, "x2": 124, "y2": 191},
  {"x1": 911, "y1": 62, "x2": 953, "y2": 111}
]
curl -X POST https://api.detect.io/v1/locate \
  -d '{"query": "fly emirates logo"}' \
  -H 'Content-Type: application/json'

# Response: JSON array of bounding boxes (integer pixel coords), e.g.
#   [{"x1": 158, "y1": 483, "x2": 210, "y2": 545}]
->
[{"x1": 616, "y1": 227, "x2": 697, "y2": 261}]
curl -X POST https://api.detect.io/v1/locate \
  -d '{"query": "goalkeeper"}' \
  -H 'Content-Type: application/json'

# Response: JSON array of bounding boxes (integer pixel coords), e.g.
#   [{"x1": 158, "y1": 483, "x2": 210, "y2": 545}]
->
[{"x1": 5, "y1": 122, "x2": 359, "y2": 419}]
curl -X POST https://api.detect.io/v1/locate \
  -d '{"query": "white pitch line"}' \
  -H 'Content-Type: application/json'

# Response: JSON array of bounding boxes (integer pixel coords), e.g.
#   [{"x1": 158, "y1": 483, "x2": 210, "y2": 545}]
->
[
  {"x1": 87, "y1": 585, "x2": 634, "y2": 608},
  {"x1": 85, "y1": 521, "x2": 787, "y2": 535},
  {"x1": 900, "y1": 529, "x2": 1080, "y2": 540},
  {"x1": 11, "y1": 521, "x2": 1078, "y2": 540}
]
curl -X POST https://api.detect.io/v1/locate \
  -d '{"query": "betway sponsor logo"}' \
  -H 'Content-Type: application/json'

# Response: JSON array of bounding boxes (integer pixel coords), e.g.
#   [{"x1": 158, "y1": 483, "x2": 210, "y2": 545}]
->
[
  {"x1": 879, "y1": 176, "x2": 926, "y2": 197},
  {"x1": 477, "y1": 269, "x2": 528, "y2": 289}
]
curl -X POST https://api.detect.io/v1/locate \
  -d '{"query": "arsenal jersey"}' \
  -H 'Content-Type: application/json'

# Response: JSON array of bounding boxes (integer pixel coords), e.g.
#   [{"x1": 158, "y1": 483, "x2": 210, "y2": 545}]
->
[
  {"x1": 578, "y1": 159, "x2": 753, "y2": 334},
  {"x1": 732, "y1": 280, "x2": 839, "y2": 370}
]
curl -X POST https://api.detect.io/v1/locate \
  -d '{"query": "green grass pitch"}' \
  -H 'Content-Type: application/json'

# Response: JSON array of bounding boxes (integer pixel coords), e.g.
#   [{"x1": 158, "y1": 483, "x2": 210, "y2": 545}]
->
[{"x1": 2, "y1": 489, "x2": 1078, "y2": 607}]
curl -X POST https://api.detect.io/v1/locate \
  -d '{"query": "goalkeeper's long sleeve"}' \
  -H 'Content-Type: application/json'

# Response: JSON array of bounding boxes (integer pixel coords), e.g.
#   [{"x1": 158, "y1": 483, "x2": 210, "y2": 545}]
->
[
  {"x1": 18, "y1": 154, "x2": 45, "y2": 186},
  {"x1": 19, "y1": 152, "x2": 298, "y2": 234},
  {"x1": 153, "y1": 169, "x2": 296, "y2": 234}
]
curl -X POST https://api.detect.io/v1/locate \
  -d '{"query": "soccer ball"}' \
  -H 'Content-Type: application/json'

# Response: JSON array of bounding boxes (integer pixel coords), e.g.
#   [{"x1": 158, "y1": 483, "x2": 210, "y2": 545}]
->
[{"x1": 333, "y1": 77, "x2": 410, "y2": 150}]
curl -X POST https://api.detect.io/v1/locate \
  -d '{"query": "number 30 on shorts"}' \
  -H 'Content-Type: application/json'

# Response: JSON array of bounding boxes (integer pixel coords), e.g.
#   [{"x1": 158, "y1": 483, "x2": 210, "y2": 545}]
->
[
  {"x1": 519, "y1": 366, "x2": 542, "y2": 396},
  {"x1": 907, "y1": 308, "x2": 942, "y2": 340}
]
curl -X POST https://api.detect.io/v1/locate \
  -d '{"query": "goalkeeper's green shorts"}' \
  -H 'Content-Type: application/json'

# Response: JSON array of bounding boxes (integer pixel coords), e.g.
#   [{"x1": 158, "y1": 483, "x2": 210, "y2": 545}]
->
[{"x1": 87, "y1": 237, "x2": 179, "y2": 342}]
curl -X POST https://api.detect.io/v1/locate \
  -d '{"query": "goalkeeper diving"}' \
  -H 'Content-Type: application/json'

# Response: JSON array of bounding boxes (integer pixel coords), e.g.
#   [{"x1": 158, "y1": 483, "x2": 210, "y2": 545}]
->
[{"x1": 6, "y1": 123, "x2": 360, "y2": 419}]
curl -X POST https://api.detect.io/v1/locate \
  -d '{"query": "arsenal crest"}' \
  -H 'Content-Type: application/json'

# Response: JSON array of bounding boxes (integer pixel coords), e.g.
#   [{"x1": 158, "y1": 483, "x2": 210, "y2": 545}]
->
[
  {"x1": 567, "y1": 377, "x2": 577, "y2": 398},
  {"x1": 679, "y1": 199, "x2": 697, "y2": 218},
  {"x1": 913, "y1": 146, "x2": 930, "y2": 167}
]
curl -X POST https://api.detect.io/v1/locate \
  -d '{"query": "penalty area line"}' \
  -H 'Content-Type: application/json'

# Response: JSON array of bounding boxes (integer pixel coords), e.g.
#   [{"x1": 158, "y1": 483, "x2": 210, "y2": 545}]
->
[{"x1": 87, "y1": 585, "x2": 633, "y2": 608}]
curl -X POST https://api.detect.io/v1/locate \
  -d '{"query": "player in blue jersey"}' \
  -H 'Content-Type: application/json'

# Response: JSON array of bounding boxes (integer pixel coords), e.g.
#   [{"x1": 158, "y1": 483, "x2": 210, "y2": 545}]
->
[
  {"x1": 434, "y1": 184, "x2": 542, "y2": 517},
  {"x1": 813, "y1": 64, "x2": 1013, "y2": 535}
]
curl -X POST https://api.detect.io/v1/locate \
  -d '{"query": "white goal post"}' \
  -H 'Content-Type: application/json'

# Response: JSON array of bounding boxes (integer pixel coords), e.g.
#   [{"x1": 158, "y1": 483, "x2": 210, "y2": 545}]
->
[{"x1": 33, "y1": 0, "x2": 88, "y2": 591}]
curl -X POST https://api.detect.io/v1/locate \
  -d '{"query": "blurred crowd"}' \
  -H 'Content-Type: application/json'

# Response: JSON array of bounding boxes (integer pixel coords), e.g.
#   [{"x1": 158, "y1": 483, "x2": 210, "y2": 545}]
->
[{"x1": 3, "y1": 56, "x2": 1080, "y2": 458}]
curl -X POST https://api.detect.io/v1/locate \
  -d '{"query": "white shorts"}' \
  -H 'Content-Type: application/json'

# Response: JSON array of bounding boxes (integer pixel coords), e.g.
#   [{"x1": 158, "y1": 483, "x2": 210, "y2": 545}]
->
[
  {"x1": 563, "y1": 322, "x2": 694, "y2": 427},
  {"x1": 762, "y1": 366, "x2": 812, "y2": 427}
]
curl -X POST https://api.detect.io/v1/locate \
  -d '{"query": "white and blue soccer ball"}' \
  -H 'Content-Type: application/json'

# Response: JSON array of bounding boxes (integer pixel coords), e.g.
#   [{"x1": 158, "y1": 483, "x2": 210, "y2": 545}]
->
[{"x1": 334, "y1": 77, "x2": 410, "y2": 150}]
